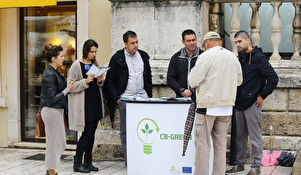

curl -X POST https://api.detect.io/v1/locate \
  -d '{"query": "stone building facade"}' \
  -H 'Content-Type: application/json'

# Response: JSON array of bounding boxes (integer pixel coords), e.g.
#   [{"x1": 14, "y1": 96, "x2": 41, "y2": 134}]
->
[{"x1": 95, "y1": 0, "x2": 301, "y2": 160}]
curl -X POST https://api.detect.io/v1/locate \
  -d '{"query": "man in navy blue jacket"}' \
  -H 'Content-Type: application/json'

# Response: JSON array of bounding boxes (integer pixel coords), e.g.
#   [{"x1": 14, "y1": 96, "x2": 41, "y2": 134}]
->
[{"x1": 227, "y1": 31, "x2": 278, "y2": 175}]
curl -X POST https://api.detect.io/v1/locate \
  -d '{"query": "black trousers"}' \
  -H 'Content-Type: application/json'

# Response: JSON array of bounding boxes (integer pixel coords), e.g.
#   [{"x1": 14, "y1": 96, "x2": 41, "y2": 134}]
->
[
  {"x1": 229, "y1": 108, "x2": 237, "y2": 165},
  {"x1": 76, "y1": 121, "x2": 98, "y2": 157},
  {"x1": 118, "y1": 101, "x2": 127, "y2": 162}
]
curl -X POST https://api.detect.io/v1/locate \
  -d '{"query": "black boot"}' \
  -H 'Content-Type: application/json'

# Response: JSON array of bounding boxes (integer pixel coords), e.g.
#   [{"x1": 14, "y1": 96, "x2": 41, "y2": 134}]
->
[
  {"x1": 73, "y1": 155, "x2": 90, "y2": 173},
  {"x1": 83, "y1": 154, "x2": 99, "y2": 171}
]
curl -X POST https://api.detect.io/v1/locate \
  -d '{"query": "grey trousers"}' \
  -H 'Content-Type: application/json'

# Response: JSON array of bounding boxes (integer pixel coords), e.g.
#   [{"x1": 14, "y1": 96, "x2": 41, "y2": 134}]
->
[
  {"x1": 235, "y1": 103, "x2": 263, "y2": 168},
  {"x1": 118, "y1": 101, "x2": 127, "y2": 163},
  {"x1": 41, "y1": 107, "x2": 66, "y2": 169}
]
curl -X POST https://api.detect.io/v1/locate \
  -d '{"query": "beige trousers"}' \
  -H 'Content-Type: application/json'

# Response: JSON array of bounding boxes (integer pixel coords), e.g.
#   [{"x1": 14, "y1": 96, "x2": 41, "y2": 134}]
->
[
  {"x1": 194, "y1": 113, "x2": 231, "y2": 175},
  {"x1": 41, "y1": 107, "x2": 66, "y2": 169}
]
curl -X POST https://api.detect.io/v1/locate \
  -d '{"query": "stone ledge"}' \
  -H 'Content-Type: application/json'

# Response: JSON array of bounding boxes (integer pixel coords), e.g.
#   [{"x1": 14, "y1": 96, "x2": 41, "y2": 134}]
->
[
  {"x1": 0, "y1": 97, "x2": 6, "y2": 107},
  {"x1": 262, "y1": 89, "x2": 288, "y2": 111},
  {"x1": 150, "y1": 64, "x2": 301, "y2": 87},
  {"x1": 93, "y1": 143, "x2": 124, "y2": 161},
  {"x1": 94, "y1": 129, "x2": 121, "y2": 144},
  {"x1": 289, "y1": 89, "x2": 301, "y2": 111},
  {"x1": 6, "y1": 142, "x2": 76, "y2": 151},
  {"x1": 293, "y1": 151, "x2": 301, "y2": 175},
  {"x1": 227, "y1": 135, "x2": 301, "y2": 151}
]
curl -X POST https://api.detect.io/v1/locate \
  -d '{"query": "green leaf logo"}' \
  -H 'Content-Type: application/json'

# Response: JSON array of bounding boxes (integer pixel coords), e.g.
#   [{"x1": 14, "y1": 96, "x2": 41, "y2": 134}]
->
[
  {"x1": 142, "y1": 123, "x2": 154, "y2": 138},
  {"x1": 145, "y1": 124, "x2": 149, "y2": 130}
]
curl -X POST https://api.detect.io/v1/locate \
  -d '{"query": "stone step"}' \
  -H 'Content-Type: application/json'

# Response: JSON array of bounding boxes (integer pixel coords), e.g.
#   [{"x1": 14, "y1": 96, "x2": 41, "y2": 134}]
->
[
  {"x1": 93, "y1": 129, "x2": 124, "y2": 161},
  {"x1": 293, "y1": 151, "x2": 301, "y2": 175},
  {"x1": 93, "y1": 142, "x2": 124, "y2": 161},
  {"x1": 94, "y1": 129, "x2": 121, "y2": 144}
]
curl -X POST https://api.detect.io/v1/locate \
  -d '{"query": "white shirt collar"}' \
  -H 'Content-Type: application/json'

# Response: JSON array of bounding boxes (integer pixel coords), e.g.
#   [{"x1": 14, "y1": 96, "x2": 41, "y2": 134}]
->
[{"x1": 124, "y1": 48, "x2": 137, "y2": 57}]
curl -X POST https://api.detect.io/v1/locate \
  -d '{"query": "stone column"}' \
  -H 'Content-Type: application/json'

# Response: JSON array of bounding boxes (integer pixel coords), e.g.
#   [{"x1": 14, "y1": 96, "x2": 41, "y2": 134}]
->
[
  {"x1": 6, "y1": 8, "x2": 21, "y2": 144},
  {"x1": 77, "y1": 0, "x2": 89, "y2": 59},
  {"x1": 270, "y1": 2, "x2": 282, "y2": 60},
  {"x1": 292, "y1": 2, "x2": 301, "y2": 61},
  {"x1": 230, "y1": 3, "x2": 240, "y2": 55},
  {"x1": 209, "y1": 2, "x2": 221, "y2": 33},
  {"x1": 0, "y1": 10, "x2": 4, "y2": 107},
  {"x1": 0, "y1": 57, "x2": 4, "y2": 107},
  {"x1": 250, "y1": 2, "x2": 261, "y2": 46}
]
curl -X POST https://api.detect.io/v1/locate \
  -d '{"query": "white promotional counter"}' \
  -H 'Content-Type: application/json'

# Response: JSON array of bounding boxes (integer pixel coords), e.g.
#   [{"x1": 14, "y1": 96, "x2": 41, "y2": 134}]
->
[{"x1": 125, "y1": 100, "x2": 213, "y2": 175}]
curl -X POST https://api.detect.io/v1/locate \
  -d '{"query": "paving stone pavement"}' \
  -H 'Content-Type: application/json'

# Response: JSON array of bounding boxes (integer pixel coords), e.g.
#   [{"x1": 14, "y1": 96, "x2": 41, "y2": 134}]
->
[{"x1": 0, "y1": 148, "x2": 293, "y2": 175}]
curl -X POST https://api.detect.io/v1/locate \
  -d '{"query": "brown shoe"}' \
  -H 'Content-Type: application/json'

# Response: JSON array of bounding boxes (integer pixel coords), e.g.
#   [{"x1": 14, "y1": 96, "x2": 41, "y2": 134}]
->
[
  {"x1": 226, "y1": 165, "x2": 245, "y2": 173},
  {"x1": 46, "y1": 170, "x2": 58, "y2": 175},
  {"x1": 247, "y1": 168, "x2": 260, "y2": 175}
]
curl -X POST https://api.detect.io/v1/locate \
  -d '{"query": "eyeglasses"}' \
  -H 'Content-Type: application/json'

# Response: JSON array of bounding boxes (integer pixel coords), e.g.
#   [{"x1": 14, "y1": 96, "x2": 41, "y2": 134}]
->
[{"x1": 84, "y1": 63, "x2": 96, "y2": 70}]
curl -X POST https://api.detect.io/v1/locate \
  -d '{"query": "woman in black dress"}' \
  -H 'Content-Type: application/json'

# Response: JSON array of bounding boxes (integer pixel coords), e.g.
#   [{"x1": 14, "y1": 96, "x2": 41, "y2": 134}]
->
[{"x1": 68, "y1": 40, "x2": 104, "y2": 173}]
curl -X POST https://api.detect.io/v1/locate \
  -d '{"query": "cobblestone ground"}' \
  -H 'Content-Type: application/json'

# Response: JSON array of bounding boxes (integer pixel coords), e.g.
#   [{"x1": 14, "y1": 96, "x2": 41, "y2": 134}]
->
[{"x1": 0, "y1": 148, "x2": 293, "y2": 175}]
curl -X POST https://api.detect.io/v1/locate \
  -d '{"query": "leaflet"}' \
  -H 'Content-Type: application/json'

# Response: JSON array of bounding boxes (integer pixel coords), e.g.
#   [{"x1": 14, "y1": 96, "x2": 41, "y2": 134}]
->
[{"x1": 86, "y1": 65, "x2": 110, "y2": 77}]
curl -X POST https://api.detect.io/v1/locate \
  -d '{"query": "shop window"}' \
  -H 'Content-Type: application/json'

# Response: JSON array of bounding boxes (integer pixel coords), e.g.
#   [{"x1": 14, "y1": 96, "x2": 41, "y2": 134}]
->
[{"x1": 21, "y1": 3, "x2": 77, "y2": 142}]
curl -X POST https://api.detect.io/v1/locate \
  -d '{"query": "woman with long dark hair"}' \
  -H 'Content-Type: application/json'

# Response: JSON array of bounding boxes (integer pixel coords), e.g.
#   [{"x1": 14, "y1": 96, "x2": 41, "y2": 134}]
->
[
  {"x1": 40, "y1": 45, "x2": 75, "y2": 175},
  {"x1": 67, "y1": 39, "x2": 105, "y2": 173}
]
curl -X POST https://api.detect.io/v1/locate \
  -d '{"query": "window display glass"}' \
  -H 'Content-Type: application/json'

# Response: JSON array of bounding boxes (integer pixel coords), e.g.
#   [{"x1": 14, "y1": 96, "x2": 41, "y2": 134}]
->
[{"x1": 21, "y1": 4, "x2": 77, "y2": 142}]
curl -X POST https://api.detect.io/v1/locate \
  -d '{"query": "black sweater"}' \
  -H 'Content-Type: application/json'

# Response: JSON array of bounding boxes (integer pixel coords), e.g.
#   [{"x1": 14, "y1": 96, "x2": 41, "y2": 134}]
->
[{"x1": 235, "y1": 46, "x2": 278, "y2": 111}]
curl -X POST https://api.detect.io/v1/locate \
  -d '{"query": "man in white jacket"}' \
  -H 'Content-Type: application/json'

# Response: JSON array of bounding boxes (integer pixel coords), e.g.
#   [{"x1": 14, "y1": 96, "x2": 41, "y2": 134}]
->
[{"x1": 188, "y1": 31, "x2": 242, "y2": 175}]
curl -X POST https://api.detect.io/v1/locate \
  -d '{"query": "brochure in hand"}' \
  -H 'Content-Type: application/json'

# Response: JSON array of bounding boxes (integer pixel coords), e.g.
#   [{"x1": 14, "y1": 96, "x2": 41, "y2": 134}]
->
[{"x1": 86, "y1": 65, "x2": 110, "y2": 77}]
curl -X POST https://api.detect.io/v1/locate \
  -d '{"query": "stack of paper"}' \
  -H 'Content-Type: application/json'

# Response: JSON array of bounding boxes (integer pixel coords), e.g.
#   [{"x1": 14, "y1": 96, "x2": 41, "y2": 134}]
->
[{"x1": 86, "y1": 65, "x2": 110, "y2": 77}]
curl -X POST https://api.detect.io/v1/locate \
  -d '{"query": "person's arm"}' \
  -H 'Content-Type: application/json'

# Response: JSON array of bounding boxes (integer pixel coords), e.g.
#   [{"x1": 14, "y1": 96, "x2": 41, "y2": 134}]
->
[
  {"x1": 236, "y1": 59, "x2": 243, "y2": 86},
  {"x1": 144, "y1": 55, "x2": 153, "y2": 98},
  {"x1": 188, "y1": 55, "x2": 208, "y2": 88},
  {"x1": 167, "y1": 56, "x2": 185, "y2": 95},
  {"x1": 256, "y1": 56, "x2": 279, "y2": 99},
  {"x1": 104, "y1": 57, "x2": 119, "y2": 104},
  {"x1": 97, "y1": 75, "x2": 104, "y2": 87},
  {"x1": 67, "y1": 61, "x2": 89, "y2": 93}
]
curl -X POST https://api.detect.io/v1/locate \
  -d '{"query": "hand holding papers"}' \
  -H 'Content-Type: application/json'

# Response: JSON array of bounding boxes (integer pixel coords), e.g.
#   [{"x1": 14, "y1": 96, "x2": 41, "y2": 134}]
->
[{"x1": 86, "y1": 65, "x2": 110, "y2": 77}]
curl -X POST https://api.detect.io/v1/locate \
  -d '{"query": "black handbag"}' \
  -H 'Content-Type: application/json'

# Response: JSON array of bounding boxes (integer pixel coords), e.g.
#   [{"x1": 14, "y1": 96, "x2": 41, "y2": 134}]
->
[{"x1": 277, "y1": 152, "x2": 295, "y2": 167}]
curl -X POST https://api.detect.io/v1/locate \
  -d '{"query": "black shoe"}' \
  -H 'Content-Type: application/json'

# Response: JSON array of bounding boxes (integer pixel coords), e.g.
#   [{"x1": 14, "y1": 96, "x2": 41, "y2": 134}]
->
[
  {"x1": 73, "y1": 155, "x2": 90, "y2": 173},
  {"x1": 83, "y1": 154, "x2": 99, "y2": 171},
  {"x1": 84, "y1": 164, "x2": 99, "y2": 171}
]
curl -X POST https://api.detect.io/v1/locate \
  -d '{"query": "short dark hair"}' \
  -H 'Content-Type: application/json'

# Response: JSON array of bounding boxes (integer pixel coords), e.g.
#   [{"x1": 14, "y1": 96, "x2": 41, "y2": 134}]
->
[
  {"x1": 83, "y1": 39, "x2": 98, "y2": 59},
  {"x1": 182, "y1": 29, "x2": 196, "y2": 41},
  {"x1": 123, "y1": 31, "x2": 137, "y2": 43},
  {"x1": 234, "y1": 30, "x2": 250, "y2": 39},
  {"x1": 44, "y1": 44, "x2": 63, "y2": 62}
]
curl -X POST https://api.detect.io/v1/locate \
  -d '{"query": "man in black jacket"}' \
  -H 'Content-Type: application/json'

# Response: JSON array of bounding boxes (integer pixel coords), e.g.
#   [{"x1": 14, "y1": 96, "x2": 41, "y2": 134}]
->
[
  {"x1": 167, "y1": 29, "x2": 203, "y2": 100},
  {"x1": 104, "y1": 31, "x2": 152, "y2": 164},
  {"x1": 227, "y1": 31, "x2": 278, "y2": 175}
]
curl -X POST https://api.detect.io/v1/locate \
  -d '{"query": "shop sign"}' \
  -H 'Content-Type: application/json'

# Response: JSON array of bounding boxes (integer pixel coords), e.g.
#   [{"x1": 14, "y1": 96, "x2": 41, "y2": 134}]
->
[{"x1": 0, "y1": 0, "x2": 56, "y2": 8}]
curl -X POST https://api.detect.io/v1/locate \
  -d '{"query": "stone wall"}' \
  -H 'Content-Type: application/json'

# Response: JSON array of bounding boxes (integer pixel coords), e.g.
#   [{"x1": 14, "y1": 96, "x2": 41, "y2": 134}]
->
[{"x1": 110, "y1": 0, "x2": 205, "y2": 61}]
